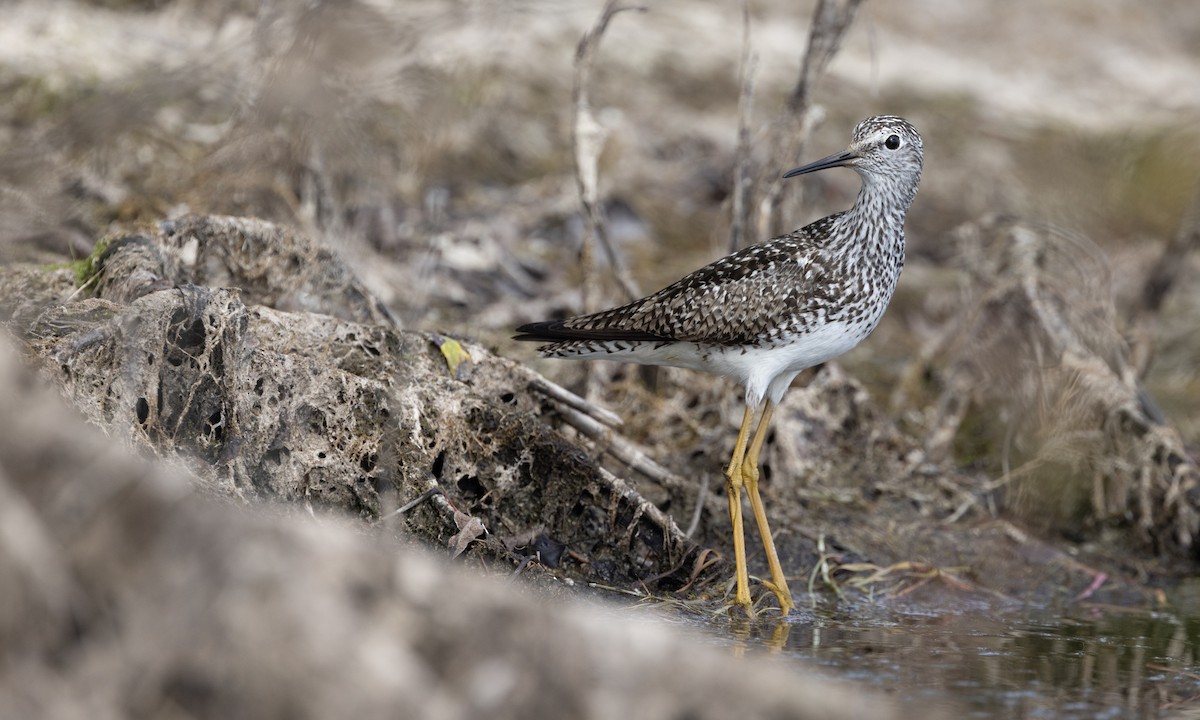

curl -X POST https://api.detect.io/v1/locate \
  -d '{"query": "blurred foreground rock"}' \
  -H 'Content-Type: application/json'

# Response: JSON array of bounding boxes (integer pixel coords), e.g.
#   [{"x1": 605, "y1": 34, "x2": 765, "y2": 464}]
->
[{"x1": 0, "y1": 337, "x2": 921, "y2": 720}]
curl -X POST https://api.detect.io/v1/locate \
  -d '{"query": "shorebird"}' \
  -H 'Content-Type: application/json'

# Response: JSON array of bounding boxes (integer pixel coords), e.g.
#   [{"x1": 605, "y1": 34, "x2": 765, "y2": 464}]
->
[{"x1": 516, "y1": 116, "x2": 923, "y2": 614}]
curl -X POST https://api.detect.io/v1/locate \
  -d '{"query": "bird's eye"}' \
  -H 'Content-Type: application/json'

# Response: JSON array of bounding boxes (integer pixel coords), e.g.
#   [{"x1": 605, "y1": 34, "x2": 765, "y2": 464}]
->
[{"x1": 884, "y1": 134, "x2": 901, "y2": 150}]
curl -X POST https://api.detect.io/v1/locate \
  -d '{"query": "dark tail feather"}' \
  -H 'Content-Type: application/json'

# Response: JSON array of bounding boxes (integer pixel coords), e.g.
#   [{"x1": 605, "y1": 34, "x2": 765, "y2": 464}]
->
[
  {"x1": 512, "y1": 321, "x2": 560, "y2": 342},
  {"x1": 513, "y1": 320, "x2": 666, "y2": 343}
]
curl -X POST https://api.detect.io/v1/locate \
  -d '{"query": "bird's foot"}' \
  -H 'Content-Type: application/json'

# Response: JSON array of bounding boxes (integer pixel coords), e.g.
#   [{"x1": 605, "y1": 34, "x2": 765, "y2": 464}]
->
[
  {"x1": 722, "y1": 576, "x2": 793, "y2": 618},
  {"x1": 720, "y1": 576, "x2": 758, "y2": 618},
  {"x1": 760, "y1": 579, "x2": 795, "y2": 616}
]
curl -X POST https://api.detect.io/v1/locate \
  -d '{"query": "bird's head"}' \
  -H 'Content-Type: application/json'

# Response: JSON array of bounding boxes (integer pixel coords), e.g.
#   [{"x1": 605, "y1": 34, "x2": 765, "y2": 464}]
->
[{"x1": 784, "y1": 115, "x2": 923, "y2": 196}]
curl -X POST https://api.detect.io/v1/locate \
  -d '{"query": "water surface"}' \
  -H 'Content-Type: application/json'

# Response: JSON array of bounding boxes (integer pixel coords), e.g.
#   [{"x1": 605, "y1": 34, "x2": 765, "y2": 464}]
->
[{"x1": 695, "y1": 599, "x2": 1200, "y2": 718}]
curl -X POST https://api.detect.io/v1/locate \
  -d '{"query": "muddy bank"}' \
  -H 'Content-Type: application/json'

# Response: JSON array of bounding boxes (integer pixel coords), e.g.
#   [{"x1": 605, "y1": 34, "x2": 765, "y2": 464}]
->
[{"x1": 7, "y1": 215, "x2": 701, "y2": 597}]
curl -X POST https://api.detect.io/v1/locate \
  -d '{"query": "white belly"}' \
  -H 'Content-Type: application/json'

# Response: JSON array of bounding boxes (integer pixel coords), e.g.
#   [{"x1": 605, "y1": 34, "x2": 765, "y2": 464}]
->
[{"x1": 559, "y1": 319, "x2": 874, "y2": 408}]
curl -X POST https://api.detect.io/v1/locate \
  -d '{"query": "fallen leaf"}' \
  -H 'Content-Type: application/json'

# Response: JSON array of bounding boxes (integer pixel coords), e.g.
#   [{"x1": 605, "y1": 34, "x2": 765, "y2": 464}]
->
[
  {"x1": 433, "y1": 334, "x2": 473, "y2": 379},
  {"x1": 448, "y1": 508, "x2": 486, "y2": 558}
]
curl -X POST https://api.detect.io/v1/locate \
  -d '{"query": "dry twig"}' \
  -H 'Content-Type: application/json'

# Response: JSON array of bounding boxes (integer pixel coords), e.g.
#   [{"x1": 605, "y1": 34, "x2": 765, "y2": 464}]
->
[
  {"x1": 529, "y1": 375, "x2": 623, "y2": 428},
  {"x1": 1128, "y1": 179, "x2": 1200, "y2": 377},
  {"x1": 550, "y1": 401, "x2": 691, "y2": 498},
  {"x1": 790, "y1": 0, "x2": 864, "y2": 114},
  {"x1": 728, "y1": 2, "x2": 758, "y2": 253},
  {"x1": 571, "y1": 0, "x2": 646, "y2": 402},
  {"x1": 572, "y1": 0, "x2": 644, "y2": 311},
  {"x1": 755, "y1": 0, "x2": 863, "y2": 240}
]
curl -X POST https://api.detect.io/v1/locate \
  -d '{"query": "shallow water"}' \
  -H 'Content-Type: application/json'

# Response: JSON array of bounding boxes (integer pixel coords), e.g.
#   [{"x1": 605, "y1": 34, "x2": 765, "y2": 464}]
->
[{"x1": 697, "y1": 598, "x2": 1200, "y2": 718}]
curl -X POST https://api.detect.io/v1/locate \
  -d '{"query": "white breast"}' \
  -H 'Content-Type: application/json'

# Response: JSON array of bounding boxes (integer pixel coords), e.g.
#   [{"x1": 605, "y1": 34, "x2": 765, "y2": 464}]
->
[{"x1": 560, "y1": 318, "x2": 875, "y2": 408}]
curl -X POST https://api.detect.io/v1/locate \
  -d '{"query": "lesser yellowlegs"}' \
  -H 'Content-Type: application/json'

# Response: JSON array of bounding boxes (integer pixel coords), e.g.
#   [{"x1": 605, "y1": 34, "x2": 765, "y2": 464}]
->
[{"x1": 516, "y1": 116, "x2": 924, "y2": 614}]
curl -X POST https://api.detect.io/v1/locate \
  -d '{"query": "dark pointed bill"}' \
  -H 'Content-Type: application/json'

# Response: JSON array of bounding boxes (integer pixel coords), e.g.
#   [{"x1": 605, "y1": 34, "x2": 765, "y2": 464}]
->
[{"x1": 783, "y1": 149, "x2": 858, "y2": 178}]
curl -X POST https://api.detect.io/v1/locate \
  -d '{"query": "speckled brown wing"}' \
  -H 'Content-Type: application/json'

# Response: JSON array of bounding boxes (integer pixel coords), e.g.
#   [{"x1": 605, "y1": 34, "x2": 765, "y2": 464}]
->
[{"x1": 515, "y1": 215, "x2": 844, "y2": 347}]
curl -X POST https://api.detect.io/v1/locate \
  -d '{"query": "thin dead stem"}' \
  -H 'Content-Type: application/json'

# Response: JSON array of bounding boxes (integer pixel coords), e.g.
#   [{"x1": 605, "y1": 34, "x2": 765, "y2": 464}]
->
[
  {"x1": 790, "y1": 0, "x2": 864, "y2": 114},
  {"x1": 551, "y1": 401, "x2": 690, "y2": 497},
  {"x1": 684, "y1": 471, "x2": 711, "y2": 539},
  {"x1": 571, "y1": 0, "x2": 646, "y2": 402},
  {"x1": 571, "y1": 0, "x2": 644, "y2": 312},
  {"x1": 755, "y1": 0, "x2": 862, "y2": 239},
  {"x1": 529, "y1": 375, "x2": 623, "y2": 428},
  {"x1": 728, "y1": 2, "x2": 758, "y2": 254},
  {"x1": 1129, "y1": 178, "x2": 1200, "y2": 378}
]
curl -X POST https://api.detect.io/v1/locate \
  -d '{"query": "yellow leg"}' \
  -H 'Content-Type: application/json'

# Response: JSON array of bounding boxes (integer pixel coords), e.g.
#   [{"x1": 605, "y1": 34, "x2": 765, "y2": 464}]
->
[
  {"x1": 724, "y1": 406, "x2": 755, "y2": 611},
  {"x1": 742, "y1": 401, "x2": 796, "y2": 615}
]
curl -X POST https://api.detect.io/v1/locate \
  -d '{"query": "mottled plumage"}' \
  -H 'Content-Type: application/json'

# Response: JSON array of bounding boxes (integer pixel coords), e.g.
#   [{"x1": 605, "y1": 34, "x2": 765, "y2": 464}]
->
[
  {"x1": 516, "y1": 116, "x2": 924, "y2": 614},
  {"x1": 518, "y1": 116, "x2": 923, "y2": 409}
]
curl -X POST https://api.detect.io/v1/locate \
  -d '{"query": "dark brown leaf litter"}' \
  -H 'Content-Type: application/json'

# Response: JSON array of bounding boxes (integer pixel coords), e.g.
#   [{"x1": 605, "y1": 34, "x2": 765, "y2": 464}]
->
[{"x1": 0, "y1": 213, "x2": 1194, "y2": 615}]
